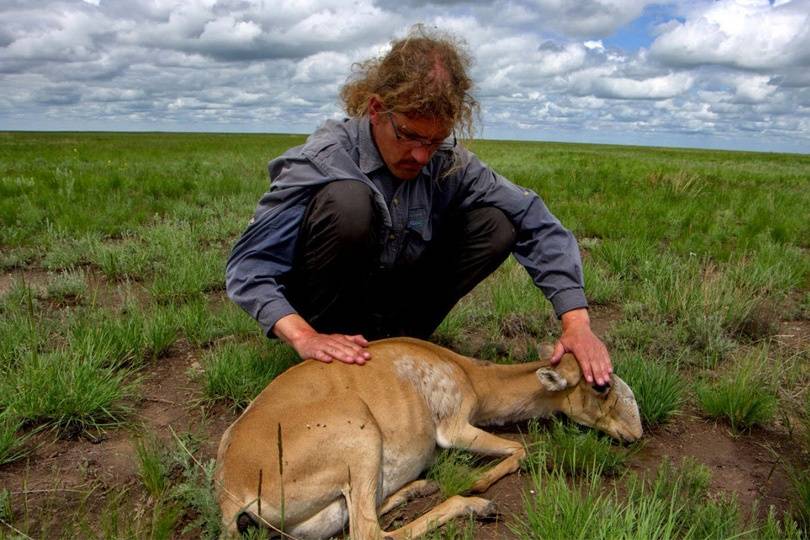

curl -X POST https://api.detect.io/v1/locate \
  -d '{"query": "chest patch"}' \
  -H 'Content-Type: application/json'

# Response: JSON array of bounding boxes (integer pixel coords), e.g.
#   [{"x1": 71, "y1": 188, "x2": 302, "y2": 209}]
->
[{"x1": 394, "y1": 357, "x2": 463, "y2": 421}]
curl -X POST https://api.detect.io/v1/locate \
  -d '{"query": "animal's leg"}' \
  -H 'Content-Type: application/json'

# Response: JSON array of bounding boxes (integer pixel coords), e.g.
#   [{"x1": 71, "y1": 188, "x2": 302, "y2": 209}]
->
[
  {"x1": 378, "y1": 479, "x2": 439, "y2": 515},
  {"x1": 444, "y1": 424, "x2": 526, "y2": 493},
  {"x1": 342, "y1": 466, "x2": 388, "y2": 540},
  {"x1": 382, "y1": 495, "x2": 496, "y2": 539}
]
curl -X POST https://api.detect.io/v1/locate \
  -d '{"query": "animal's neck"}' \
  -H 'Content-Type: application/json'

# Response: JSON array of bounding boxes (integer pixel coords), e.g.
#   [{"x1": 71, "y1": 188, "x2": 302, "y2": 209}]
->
[{"x1": 462, "y1": 359, "x2": 553, "y2": 426}]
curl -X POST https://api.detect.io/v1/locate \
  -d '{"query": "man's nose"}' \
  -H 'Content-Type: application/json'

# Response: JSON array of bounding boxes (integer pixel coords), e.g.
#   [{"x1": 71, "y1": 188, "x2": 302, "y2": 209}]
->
[{"x1": 411, "y1": 146, "x2": 432, "y2": 165}]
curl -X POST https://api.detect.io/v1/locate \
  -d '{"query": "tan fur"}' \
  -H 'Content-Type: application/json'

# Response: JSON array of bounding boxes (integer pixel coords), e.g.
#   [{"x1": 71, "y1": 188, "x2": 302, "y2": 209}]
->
[{"x1": 215, "y1": 337, "x2": 642, "y2": 539}]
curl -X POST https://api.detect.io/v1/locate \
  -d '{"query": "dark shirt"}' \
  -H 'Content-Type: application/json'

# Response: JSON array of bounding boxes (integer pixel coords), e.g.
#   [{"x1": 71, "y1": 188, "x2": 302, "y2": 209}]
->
[{"x1": 226, "y1": 117, "x2": 587, "y2": 337}]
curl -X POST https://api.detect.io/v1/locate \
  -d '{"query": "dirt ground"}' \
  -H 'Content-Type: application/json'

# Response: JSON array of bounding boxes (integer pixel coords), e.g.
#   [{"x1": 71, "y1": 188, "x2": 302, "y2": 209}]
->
[{"x1": 1, "y1": 309, "x2": 808, "y2": 538}]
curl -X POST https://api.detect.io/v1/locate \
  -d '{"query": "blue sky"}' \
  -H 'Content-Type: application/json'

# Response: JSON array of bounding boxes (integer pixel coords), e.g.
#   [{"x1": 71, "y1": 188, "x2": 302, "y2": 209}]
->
[{"x1": 1, "y1": 0, "x2": 809, "y2": 154}]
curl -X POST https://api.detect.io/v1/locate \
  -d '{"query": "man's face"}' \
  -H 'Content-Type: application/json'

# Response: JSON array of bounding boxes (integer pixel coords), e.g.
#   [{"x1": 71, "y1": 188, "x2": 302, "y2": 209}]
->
[{"x1": 369, "y1": 98, "x2": 454, "y2": 180}]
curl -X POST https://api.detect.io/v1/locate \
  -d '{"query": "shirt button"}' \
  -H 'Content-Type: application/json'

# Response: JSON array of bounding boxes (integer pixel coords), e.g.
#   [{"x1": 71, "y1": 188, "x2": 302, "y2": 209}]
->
[
  {"x1": 393, "y1": 198, "x2": 399, "y2": 205},
  {"x1": 389, "y1": 233, "x2": 396, "y2": 240}
]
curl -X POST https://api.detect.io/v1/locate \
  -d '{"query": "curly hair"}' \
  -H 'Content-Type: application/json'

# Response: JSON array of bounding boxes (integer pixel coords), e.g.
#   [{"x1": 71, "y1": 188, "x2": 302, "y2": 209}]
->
[{"x1": 340, "y1": 25, "x2": 479, "y2": 140}]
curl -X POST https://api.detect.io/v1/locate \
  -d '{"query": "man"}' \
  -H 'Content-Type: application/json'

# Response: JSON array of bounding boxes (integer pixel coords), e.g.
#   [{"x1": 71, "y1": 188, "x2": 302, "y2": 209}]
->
[{"x1": 226, "y1": 26, "x2": 612, "y2": 386}]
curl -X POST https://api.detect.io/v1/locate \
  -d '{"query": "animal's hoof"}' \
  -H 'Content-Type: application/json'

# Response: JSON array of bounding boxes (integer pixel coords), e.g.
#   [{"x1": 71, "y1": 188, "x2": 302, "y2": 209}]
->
[
  {"x1": 479, "y1": 500, "x2": 499, "y2": 520},
  {"x1": 466, "y1": 497, "x2": 497, "y2": 518},
  {"x1": 236, "y1": 512, "x2": 259, "y2": 533}
]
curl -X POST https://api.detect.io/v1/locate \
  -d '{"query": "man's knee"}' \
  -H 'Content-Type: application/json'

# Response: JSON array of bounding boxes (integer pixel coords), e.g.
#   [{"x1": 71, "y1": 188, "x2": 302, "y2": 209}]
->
[
  {"x1": 307, "y1": 181, "x2": 376, "y2": 244},
  {"x1": 465, "y1": 206, "x2": 516, "y2": 258}
]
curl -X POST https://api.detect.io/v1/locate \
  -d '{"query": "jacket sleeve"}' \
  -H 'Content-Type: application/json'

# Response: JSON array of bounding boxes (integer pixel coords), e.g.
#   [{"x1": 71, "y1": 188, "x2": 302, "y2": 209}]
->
[
  {"x1": 225, "y1": 158, "x2": 320, "y2": 337},
  {"x1": 452, "y1": 149, "x2": 588, "y2": 318}
]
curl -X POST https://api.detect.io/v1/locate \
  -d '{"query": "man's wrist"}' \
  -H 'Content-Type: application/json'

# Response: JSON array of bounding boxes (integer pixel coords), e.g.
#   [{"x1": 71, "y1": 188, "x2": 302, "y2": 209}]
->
[
  {"x1": 273, "y1": 313, "x2": 317, "y2": 348},
  {"x1": 560, "y1": 307, "x2": 590, "y2": 331}
]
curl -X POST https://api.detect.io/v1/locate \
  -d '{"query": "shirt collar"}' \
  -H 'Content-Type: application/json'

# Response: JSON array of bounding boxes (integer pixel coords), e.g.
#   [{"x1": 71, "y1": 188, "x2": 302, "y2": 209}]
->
[{"x1": 358, "y1": 117, "x2": 386, "y2": 174}]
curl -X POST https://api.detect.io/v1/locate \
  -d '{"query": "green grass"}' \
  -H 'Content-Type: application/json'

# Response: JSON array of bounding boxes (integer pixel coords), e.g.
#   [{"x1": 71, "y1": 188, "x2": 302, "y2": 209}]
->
[
  {"x1": 136, "y1": 435, "x2": 171, "y2": 499},
  {"x1": 526, "y1": 419, "x2": 632, "y2": 476},
  {"x1": 426, "y1": 449, "x2": 484, "y2": 498},
  {"x1": 200, "y1": 340, "x2": 298, "y2": 408},
  {"x1": 614, "y1": 352, "x2": 684, "y2": 426},
  {"x1": 1, "y1": 132, "x2": 808, "y2": 538},
  {"x1": 0, "y1": 411, "x2": 31, "y2": 465},
  {"x1": 2, "y1": 350, "x2": 139, "y2": 435},
  {"x1": 44, "y1": 268, "x2": 88, "y2": 303},
  {"x1": 697, "y1": 349, "x2": 778, "y2": 433},
  {"x1": 788, "y1": 467, "x2": 810, "y2": 532},
  {"x1": 512, "y1": 456, "x2": 801, "y2": 540}
]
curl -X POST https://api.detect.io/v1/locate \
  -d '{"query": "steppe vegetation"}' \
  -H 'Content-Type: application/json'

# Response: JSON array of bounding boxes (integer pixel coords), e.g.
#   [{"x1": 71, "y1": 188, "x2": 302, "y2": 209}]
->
[{"x1": 0, "y1": 131, "x2": 808, "y2": 538}]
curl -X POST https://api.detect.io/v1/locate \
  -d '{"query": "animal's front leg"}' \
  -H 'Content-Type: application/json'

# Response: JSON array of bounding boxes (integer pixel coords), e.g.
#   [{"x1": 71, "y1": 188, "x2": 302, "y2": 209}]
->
[
  {"x1": 442, "y1": 424, "x2": 526, "y2": 493},
  {"x1": 378, "y1": 479, "x2": 439, "y2": 516}
]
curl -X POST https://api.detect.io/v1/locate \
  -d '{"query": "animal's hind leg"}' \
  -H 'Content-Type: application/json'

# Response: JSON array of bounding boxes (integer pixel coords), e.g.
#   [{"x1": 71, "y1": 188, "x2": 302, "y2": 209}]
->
[{"x1": 382, "y1": 495, "x2": 496, "y2": 539}]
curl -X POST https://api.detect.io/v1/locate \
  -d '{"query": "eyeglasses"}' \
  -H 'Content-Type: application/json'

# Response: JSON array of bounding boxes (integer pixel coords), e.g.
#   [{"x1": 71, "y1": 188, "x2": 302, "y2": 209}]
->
[{"x1": 387, "y1": 112, "x2": 456, "y2": 149}]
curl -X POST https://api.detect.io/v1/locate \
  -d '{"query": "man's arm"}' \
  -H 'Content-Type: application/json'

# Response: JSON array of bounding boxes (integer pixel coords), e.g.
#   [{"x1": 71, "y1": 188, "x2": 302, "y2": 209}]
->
[
  {"x1": 450, "y1": 149, "x2": 611, "y2": 384},
  {"x1": 225, "y1": 156, "x2": 372, "y2": 365}
]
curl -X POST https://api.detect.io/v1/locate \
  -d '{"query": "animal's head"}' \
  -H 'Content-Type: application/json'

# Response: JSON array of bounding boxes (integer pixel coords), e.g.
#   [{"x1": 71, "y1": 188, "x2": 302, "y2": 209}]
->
[{"x1": 535, "y1": 354, "x2": 642, "y2": 442}]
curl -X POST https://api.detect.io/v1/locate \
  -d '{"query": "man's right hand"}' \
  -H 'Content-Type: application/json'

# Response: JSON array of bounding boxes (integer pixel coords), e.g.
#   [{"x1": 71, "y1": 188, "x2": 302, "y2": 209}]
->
[{"x1": 273, "y1": 313, "x2": 371, "y2": 365}]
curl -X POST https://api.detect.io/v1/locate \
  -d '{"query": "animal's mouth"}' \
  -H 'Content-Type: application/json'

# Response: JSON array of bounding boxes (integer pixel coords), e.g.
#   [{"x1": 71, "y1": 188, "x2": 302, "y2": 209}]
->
[{"x1": 618, "y1": 425, "x2": 643, "y2": 443}]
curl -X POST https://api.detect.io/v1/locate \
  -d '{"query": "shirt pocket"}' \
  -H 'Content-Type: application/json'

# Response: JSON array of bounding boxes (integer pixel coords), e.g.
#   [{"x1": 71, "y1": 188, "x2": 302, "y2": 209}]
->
[{"x1": 399, "y1": 207, "x2": 433, "y2": 265}]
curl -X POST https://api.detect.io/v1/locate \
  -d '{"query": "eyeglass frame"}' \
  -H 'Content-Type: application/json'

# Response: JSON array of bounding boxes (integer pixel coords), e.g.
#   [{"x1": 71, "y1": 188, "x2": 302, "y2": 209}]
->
[{"x1": 387, "y1": 112, "x2": 456, "y2": 149}]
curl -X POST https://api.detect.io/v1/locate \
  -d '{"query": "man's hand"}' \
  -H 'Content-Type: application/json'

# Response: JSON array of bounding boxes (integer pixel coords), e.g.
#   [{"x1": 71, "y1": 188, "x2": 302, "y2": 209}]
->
[
  {"x1": 550, "y1": 308, "x2": 612, "y2": 386},
  {"x1": 273, "y1": 314, "x2": 371, "y2": 365}
]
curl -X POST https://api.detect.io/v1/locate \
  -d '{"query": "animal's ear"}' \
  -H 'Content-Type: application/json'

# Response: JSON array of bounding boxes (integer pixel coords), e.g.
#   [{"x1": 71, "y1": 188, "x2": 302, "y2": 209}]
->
[{"x1": 536, "y1": 367, "x2": 568, "y2": 392}]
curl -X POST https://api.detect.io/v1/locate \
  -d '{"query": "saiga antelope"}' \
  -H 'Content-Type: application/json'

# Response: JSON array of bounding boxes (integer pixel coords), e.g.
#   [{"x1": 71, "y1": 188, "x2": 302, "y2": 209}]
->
[{"x1": 215, "y1": 337, "x2": 642, "y2": 539}]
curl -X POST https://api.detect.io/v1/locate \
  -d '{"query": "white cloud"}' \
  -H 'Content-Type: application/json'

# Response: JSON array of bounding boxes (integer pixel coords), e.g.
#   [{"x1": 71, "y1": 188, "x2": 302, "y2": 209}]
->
[
  {"x1": 0, "y1": 0, "x2": 808, "y2": 152},
  {"x1": 650, "y1": 0, "x2": 810, "y2": 70},
  {"x1": 592, "y1": 73, "x2": 695, "y2": 100}
]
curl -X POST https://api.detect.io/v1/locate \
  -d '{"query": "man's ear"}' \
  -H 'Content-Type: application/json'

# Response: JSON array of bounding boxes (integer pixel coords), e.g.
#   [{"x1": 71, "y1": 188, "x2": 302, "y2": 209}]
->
[{"x1": 368, "y1": 95, "x2": 383, "y2": 124}]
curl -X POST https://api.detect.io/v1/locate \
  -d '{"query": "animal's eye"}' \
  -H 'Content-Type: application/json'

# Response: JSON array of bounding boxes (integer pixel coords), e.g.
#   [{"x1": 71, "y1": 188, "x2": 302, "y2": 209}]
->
[{"x1": 592, "y1": 382, "x2": 611, "y2": 395}]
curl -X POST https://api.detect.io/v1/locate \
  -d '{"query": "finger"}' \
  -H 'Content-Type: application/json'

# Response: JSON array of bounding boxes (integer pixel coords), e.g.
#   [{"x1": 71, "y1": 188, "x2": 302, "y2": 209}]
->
[
  {"x1": 326, "y1": 339, "x2": 371, "y2": 365},
  {"x1": 549, "y1": 341, "x2": 566, "y2": 364},
  {"x1": 332, "y1": 336, "x2": 370, "y2": 362},
  {"x1": 335, "y1": 335, "x2": 371, "y2": 361},
  {"x1": 596, "y1": 347, "x2": 612, "y2": 384},
  {"x1": 348, "y1": 334, "x2": 370, "y2": 347},
  {"x1": 313, "y1": 350, "x2": 334, "y2": 363},
  {"x1": 339, "y1": 335, "x2": 371, "y2": 357},
  {"x1": 579, "y1": 357, "x2": 595, "y2": 384}
]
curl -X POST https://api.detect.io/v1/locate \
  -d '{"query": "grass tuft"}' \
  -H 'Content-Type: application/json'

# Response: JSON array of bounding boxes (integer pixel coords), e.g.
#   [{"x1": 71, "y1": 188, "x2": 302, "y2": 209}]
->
[
  {"x1": 136, "y1": 435, "x2": 171, "y2": 499},
  {"x1": 45, "y1": 268, "x2": 88, "y2": 303},
  {"x1": 697, "y1": 349, "x2": 777, "y2": 432},
  {"x1": 201, "y1": 340, "x2": 298, "y2": 408},
  {"x1": 614, "y1": 352, "x2": 684, "y2": 426},
  {"x1": 525, "y1": 418, "x2": 632, "y2": 476},
  {"x1": 427, "y1": 449, "x2": 483, "y2": 498},
  {"x1": 3, "y1": 350, "x2": 138, "y2": 435}
]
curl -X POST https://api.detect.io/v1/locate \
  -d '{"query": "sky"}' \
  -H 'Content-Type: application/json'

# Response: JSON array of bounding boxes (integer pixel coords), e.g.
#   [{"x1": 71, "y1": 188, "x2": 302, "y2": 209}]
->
[{"x1": 1, "y1": 0, "x2": 809, "y2": 154}]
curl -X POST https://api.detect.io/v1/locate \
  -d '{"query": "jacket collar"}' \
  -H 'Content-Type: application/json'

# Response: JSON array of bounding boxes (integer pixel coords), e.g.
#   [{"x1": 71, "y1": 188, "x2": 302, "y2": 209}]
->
[{"x1": 358, "y1": 117, "x2": 386, "y2": 174}]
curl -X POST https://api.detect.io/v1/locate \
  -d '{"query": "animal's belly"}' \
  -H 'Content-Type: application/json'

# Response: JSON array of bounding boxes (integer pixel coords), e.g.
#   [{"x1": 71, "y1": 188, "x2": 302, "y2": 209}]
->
[{"x1": 379, "y1": 427, "x2": 436, "y2": 500}]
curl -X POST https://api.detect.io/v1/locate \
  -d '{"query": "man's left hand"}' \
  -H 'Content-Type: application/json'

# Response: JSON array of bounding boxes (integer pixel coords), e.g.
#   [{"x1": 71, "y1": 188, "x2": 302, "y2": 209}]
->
[{"x1": 550, "y1": 308, "x2": 612, "y2": 386}]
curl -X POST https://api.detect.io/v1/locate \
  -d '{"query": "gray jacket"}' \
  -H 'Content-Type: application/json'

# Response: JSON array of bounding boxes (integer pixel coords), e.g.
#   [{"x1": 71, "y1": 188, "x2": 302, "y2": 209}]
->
[{"x1": 226, "y1": 117, "x2": 587, "y2": 337}]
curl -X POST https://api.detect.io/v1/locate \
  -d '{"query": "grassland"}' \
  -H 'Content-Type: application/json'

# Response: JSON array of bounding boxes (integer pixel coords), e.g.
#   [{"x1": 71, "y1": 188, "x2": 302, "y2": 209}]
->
[{"x1": 0, "y1": 131, "x2": 808, "y2": 538}]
